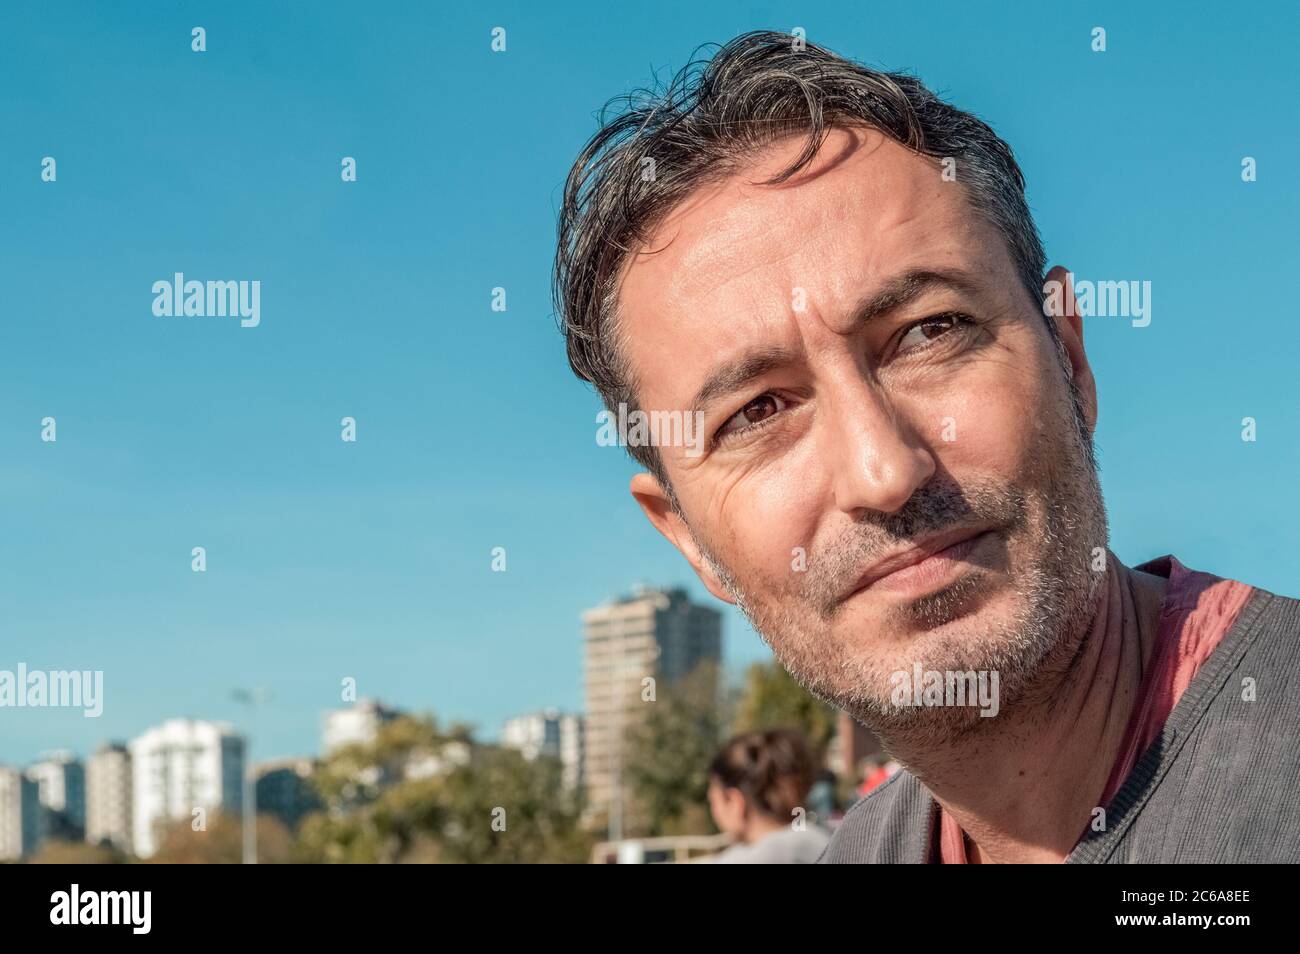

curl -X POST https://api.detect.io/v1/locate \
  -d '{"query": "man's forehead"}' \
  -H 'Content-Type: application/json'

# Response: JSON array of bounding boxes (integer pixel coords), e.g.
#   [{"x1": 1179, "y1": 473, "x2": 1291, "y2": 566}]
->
[
  {"x1": 624, "y1": 130, "x2": 958, "y2": 297},
  {"x1": 615, "y1": 127, "x2": 988, "y2": 407}
]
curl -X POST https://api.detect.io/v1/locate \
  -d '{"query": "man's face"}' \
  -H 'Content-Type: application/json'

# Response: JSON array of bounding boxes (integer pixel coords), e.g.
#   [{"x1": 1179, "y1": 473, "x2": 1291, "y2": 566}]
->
[{"x1": 618, "y1": 127, "x2": 1108, "y2": 737}]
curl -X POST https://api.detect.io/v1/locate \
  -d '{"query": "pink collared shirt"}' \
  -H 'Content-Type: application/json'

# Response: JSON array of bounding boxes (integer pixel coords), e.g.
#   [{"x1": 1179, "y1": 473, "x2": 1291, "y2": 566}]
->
[{"x1": 937, "y1": 556, "x2": 1254, "y2": 863}]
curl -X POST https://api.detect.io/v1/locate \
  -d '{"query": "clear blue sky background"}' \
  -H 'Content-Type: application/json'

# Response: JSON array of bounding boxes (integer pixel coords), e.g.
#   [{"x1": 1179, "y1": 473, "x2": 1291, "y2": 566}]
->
[{"x1": 2, "y1": 1, "x2": 1296, "y2": 765}]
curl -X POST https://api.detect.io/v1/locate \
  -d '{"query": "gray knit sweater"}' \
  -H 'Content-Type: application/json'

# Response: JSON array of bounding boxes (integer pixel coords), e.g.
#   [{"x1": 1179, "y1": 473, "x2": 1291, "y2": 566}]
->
[{"x1": 819, "y1": 583, "x2": 1300, "y2": 863}]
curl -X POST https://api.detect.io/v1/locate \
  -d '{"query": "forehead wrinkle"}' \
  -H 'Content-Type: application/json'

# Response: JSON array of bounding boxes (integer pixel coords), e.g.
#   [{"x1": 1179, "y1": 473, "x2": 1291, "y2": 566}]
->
[{"x1": 614, "y1": 131, "x2": 999, "y2": 413}]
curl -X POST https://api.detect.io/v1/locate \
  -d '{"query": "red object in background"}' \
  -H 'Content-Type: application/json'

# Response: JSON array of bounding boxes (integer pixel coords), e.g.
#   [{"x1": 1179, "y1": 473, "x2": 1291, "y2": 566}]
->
[{"x1": 859, "y1": 762, "x2": 894, "y2": 796}]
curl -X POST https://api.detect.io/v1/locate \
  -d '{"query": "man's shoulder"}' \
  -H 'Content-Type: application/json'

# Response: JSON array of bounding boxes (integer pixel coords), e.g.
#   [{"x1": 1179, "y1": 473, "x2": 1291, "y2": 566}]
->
[
  {"x1": 815, "y1": 585, "x2": 1300, "y2": 865},
  {"x1": 817, "y1": 769, "x2": 935, "y2": 864},
  {"x1": 1225, "y1": 582, "x2": 1300, "y2": 673},
  {"x1": 1247, "y1": 583, "x2": 1300, "y2": 628},
  {"x1": 1084, "y1": 583, "x2": 1300, "y2": 862}
]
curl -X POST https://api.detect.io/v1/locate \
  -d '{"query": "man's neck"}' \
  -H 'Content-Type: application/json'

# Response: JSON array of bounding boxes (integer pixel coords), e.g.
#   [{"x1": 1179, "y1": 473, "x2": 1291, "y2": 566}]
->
[{"x1": 886, "y1": 555, "x2": 1169, "y2": 864}]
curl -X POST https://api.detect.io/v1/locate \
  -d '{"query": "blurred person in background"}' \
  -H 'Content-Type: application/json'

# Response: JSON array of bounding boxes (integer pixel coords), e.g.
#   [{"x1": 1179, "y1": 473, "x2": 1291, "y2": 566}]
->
[
  {"x1": 706, "y1": 728, "x2": 830, "y2": 863},
  {"x1": 858, "y1": 755, "x2": 901, "y2": 797}
]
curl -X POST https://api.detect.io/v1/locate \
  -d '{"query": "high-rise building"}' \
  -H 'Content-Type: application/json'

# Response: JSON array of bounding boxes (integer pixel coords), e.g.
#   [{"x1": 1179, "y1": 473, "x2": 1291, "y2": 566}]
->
[
  {"x1": 253, "y1": 757, "x2": 320, "y2": 831},
  {"x1": 501, "y1": 709, "x2": 585, "y2": 792},
  {"x1": 85, "y1": 742, "x2": 133, "y2": 852},
  {"x1": 26, "y1": 750, "x2": 86, "y2": 841},
  {"x1": 321, "y1": 699, "x2": 400, "y2": 754},
  {"x1": 128, "y1": 719, "x2": 245, "y2": 858},
  {"x1": 0, "y1": 766, "x2": 41, "y2": 860},
  {"x1": 582, "y1": 585, "x2": 722, "y2": 832}
]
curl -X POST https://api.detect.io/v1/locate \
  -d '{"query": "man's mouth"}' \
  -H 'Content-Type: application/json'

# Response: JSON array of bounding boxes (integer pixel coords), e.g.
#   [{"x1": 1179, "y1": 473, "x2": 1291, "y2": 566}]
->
[{"x1": 844, "y1": 525, "x2": 997, "y2": 601}]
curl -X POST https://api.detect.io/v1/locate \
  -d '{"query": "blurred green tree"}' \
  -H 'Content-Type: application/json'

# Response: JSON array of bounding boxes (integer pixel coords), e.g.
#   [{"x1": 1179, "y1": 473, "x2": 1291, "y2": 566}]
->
[
  {"x1": 296, "y1": 714, "x2": 592, "y2": 863},
  {"x1": 622, "y1": 660, "x2": 723, "y2": 837},
  {"x1": 147, "y1": 811, "x2": 295, "y2": 864},
  {"x1": 732, "y1": 659, "x2": 838, "y2": 758}
]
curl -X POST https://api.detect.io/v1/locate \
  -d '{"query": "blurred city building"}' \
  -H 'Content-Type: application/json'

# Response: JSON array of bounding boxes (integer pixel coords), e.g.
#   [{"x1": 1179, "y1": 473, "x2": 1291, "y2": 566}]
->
[
  {"x1": 501, "y1": 708, "x2": 585, "y2": 792},
  {"x1": 322, "y1": 698, "x2": 400, "y2": 754},
  {"x1": 254, "y1": 757, "x2": 321, "y2": 831},
  {"x1": 582, "y1": 585, "x2": 722, "y2": 835},
  {"x1": 0, "y1": 766, "x2": 41, "y2": 860},
  {"x1": 85, "y1": 741, "x2": 133, "y2": 852},
  {"x1": 129, "y1": 718, "x2": 245, "y2": 858},
  {"x1": 26, "y1": 749, "x2": 86, "y2": 841}
]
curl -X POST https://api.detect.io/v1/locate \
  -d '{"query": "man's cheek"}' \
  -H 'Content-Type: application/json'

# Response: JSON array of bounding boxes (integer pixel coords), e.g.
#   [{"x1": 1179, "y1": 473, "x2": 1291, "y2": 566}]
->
[
  {"x1": 939, "y1": 410, "x2": 1031, "y2": 476},
  {"x1": 703, "y1": 465, "x2": 814, "y2": 582},
  {"x1": 746, "y1": 466, "x2": 825, "y2": 590},
  {"x1": 926, "y1": 377, "x2": 1042, "y2": 471}
]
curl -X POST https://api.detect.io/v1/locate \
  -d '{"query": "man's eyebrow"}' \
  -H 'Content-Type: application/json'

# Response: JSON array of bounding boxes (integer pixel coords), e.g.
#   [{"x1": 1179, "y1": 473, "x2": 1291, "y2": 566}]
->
[
  {"x1": 687, "y1": 269, "x2": 981, "y2": 418},
  {"x1": 852, "y1": 268, "x2": 982, "y2": 326},
  {"x1": 690, "y1": 347, "x2": 797, "y2": 417}
]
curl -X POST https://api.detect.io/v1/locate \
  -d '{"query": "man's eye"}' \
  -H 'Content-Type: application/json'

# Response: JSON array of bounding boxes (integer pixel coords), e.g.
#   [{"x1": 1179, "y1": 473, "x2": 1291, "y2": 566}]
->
[
  {"x1": 717, "y1": 393, "x2": 787, "y2": 442},
  {"x1": 896, "y1": 312, "x2": 973, "y2": 355}
]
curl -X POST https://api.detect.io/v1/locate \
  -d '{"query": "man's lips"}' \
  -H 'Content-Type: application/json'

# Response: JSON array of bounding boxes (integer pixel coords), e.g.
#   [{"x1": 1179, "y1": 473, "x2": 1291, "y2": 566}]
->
[{"x1": 844, "y1": 525, "x2": 995, "y2": 599}]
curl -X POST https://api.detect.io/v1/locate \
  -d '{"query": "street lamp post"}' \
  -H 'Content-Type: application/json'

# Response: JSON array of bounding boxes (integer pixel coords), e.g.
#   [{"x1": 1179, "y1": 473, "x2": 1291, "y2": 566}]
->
[{"x1": 232, "y1": 687, "x2": 271, "y2": 864}]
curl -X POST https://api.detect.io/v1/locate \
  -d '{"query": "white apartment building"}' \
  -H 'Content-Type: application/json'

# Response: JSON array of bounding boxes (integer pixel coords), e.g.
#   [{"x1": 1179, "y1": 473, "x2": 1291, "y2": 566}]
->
[
  {"x1": 321, "y1": 699, "x2": 400, "y2": 754},
  {"x1": 501, "y1": 708, "x2": 585, "y2": 792},
  {"x1": 129, "y1": 719, "x2": 245, "y2": 858}
]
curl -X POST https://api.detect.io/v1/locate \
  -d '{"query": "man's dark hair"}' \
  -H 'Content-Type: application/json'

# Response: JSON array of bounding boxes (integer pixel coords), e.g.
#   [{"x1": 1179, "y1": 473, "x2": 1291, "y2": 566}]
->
[{"x1": 554, "y1": 30, "x2": 1048, "y2": 486}]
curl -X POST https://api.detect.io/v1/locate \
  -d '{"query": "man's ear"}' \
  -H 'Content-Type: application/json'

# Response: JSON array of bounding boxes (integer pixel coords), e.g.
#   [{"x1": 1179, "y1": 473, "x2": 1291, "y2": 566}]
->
[
  {"x1": 629, "y1": 471, "x2": 737, "y2": 606},
  {"x1": 1043, "y1": 264, "x2": 1098, "y2": 433}
]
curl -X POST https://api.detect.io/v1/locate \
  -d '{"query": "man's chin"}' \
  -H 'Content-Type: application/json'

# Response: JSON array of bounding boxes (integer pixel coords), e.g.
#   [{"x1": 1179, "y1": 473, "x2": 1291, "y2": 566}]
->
[
  {"x1": 831, "y1": 581, "x2": 1030, "y2": 701},
  {"x1": 851, "y1": 565, "x2": 1006, "y2": 641}
]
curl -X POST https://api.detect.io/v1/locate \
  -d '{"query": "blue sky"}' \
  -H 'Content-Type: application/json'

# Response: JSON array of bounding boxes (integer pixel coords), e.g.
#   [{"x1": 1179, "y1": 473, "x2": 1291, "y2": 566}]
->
[{"x1": 1, "y1": 0, "x2": 1296, "y2": 765}]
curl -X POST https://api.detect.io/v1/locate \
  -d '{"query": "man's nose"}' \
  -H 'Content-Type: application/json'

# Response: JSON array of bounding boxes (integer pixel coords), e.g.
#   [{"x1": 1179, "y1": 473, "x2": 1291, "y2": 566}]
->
[{"x1": 823, "y1": 382, "x2": 935, "y2": 516}]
